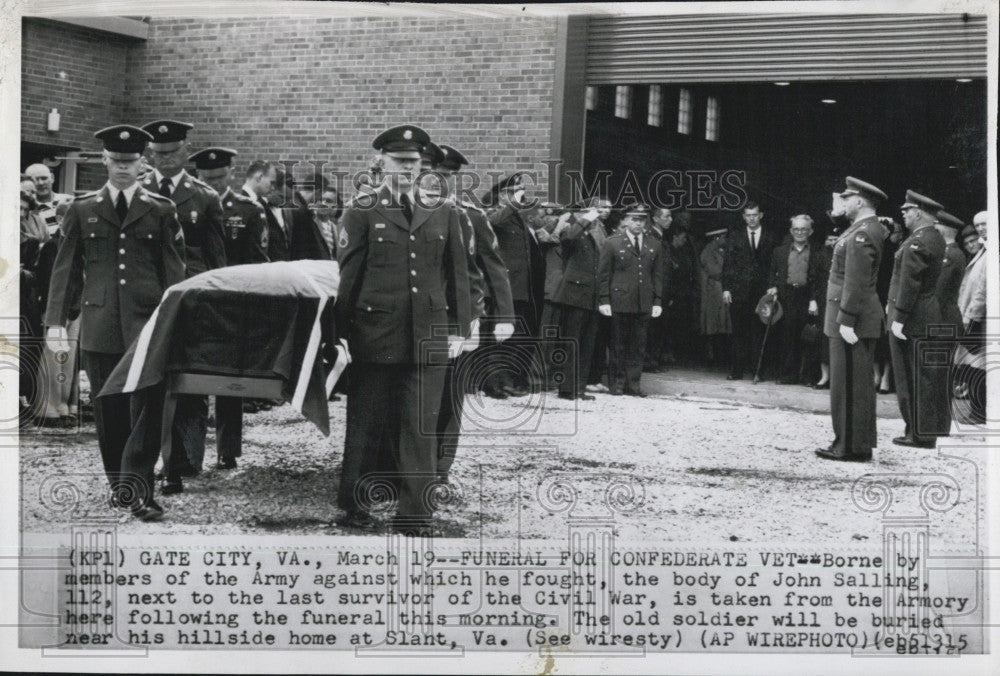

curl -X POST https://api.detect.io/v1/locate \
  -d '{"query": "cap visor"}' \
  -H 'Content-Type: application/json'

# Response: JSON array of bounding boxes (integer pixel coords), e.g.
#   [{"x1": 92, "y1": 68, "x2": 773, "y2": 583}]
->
[
  {"x1": 198, "y1": 167, "x2": 230, "y2": 178},
  {"x1": 148, "y1": 141, "x2": 183, "y2": 152},
  {"x1": 384, "y1": 150, "x2": 422, "y2": 160},
  {"x1": 105, "y1": 151, "x2": 142, "y2": 161}
]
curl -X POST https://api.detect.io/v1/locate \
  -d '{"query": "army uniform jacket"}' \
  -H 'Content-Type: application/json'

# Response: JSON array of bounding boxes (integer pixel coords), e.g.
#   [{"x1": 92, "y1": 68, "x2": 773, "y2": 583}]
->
[
  {"x1": 490, "y1": 205, "x2": 540, "y2": 306},
  {"x1": 462, "y1": 200, "x2": 514, "y2": 320},
  {"x1": 144, "y1": 170, "x2": 226, "y2": 276},
  {"x1": 45, "y1": 184, "x2": 185, "y2": 353},
  {"x1": 824, "y1": 215, "x2": 886, "y2": 339},
  {"x1": 598, "y1": 232, "x2": 664, "y2": 314},
  {"x1": 934, "y1": 241, "x2": 967, "y2": 334},
  {"x1": 219, "y1": 187, "x2": 269, "y2": 265},
  {"x1": 552, "y1": 214, "x2": 606, "y2": 311},
  {"x1": 887, "y1": 224, "x2": 945, "y2": 339},
  {"x1": 335, "y1": 184, "x2": 471, "y2": 364}
]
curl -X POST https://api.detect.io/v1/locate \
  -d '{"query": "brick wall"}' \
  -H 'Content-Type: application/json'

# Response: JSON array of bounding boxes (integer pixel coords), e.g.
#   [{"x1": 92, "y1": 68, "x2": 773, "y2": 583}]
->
[{"x1": 122, "y1": 16, "x2": 558, "y2": 197}]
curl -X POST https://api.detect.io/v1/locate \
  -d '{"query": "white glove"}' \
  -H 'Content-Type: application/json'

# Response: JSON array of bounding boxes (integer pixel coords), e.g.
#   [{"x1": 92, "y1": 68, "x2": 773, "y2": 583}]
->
[
  {"x1": 808, "y1": 300, "x2": 818, "y2": 315},
  {"x1": 891, "y1": 321, "x2": 907, "y2": 341},
  {"x1": 766, "y1": 287, "x2": 778, "y2": 297},
  {"x1": 722, "y1": 290, "x2": 732, "y2": 305},
  {"x1": 462, "y1": 318, "x2": 480, "y2": 353},
  {"x1": 447, "y1": 335, "x2": 464, "y2": 359},
  {"x1": 45, "y1": 326, "x2": 70, "y2": 354},
  {"x1": 598, "y1": 304, "x2": 612, "y2": 317},
  {"x1": 494, "y1": 322, "x2": 515, "y2": 342},
  {"x1": 838, "y1": 324, "x2": 859, "y2": 345},
  {"x1": 651, "y1": 305, "x2": 662, "y2": 318}
]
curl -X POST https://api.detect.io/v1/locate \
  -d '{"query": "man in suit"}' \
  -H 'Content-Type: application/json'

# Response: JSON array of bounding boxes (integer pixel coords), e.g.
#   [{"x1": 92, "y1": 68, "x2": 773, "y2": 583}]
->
[
  {"x1": 598, "y1": 203, "x2": 664, "y2": 397},
  {"x1": 45, "y1": 125, "x2": 185, "y2": 520},
  {"x1": 288, "y1": 168, "x2": 334, "y2": 261},
  {"x1": 142, "y1": 119, "x2": 227, "y2": 493},
  {"x1": 722, "y1": 201, "x2": 776, "y2": 380},
  {"x1": 644, "y1": 207, "x2": 672, "y2": 370},
  {"x1": 189, "y1": 146, "x2": 270, "y2": 471},
  {"x1": 767, "y1": 215, "x2": 823, "y2": 383},
  {"x1": 485, "y1": 173, "x2": 543, "y2": 397},
  {"x1": 888, "y1": 191, "x2": 949, "y2": 448},
  {"x1": 550, "y1": 205, "x2": 604, "y2": 401},
  {"x1": 335, "y1": 125, "x2": 470, "y2": 535},
  {"x1": 816, "y1": 177, "x2": 888, "y2": 463},
  {"x1": 242, "y1": 161, "x2": 289, "y2": 262}
]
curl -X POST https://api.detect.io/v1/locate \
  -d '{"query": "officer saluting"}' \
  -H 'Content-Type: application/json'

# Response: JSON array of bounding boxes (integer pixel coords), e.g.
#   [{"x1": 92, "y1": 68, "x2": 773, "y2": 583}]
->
[
  {"x1": 888, "y1": 191, "x2": 949, "y2": 448},
  {"x1": 189, "y1": 146, "x2": 269, "y2": 471},
  {"x1": 44, "y1": 124, "x2": 185, "y2": 511},
  {"x1": 335, "y1": 125, "x2": 471, "y2": 535},
  {"x1": 816, "y1": 177, "x2": 888, "y2": 462}
]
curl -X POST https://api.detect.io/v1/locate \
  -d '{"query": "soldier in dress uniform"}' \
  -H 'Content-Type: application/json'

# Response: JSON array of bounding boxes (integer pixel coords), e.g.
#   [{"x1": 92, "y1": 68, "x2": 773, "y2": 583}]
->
[
  {"x1": 141, "y1": 120, "x2": 227, "y2": 492},
  {"x1": 934, "y1": 211, "x2": 968, "y2": 340},
  {"x1": 335, "y1": 125, "x2": 471, "y2": 535},
  {"x1": 816, "y1": 177, "x2": 888, "y2": 463},
  {"x1": 888, "y1": 191, "x2": 949, "y2": 448},
  {"x1": 45, "y1": 125, "x2": 185, "y2": 519},
  {"x1": 430, "y1": 143, "x2": 515, "y2": 480},
  {"x1": 597, "y1": 202, "x2": 664, "y2": 397},
  {"x1": 189, "y1": 146, "x2": 270, "y2": 471}
]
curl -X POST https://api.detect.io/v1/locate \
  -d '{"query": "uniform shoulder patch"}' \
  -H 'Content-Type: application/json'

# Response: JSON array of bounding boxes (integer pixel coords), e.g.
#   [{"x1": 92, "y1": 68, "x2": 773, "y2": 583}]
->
[{"x1": 338, "y1": 227, "x2": 349, "y2": 249}]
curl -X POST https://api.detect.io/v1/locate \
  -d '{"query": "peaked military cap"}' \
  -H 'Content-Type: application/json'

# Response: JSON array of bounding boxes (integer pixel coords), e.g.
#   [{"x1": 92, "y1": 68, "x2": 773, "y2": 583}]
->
[
  {"x1": 901, "y1": 190, "x2": 944, "y2": 215},
  {"x1": 373, "y1": 125, "x2": 430, "y2": 158},
  {"x1": 839, "y1": 176, "x2": 887, "y2": 204},
  {"x1": 622, "y1": 201, "x2": 651, "y2": 218},
  {"x1": 420, "y1": 141, "x2": 445, "y2": 166},
  {"x1": 437, "y1": 144, "x2": 469, "y2": 171},
  {"x1": 142, "y1": 120, "x2": 194, "y2": 151},
  {"x1": 188, "y1": 147, "x2": 237, "y2": 176},
  {"x1": 936, "y1": 210, "x2": 964, "y2": 230},
  {"x1": 94, "y1": 125, "x2": 154, "y2": 160}
]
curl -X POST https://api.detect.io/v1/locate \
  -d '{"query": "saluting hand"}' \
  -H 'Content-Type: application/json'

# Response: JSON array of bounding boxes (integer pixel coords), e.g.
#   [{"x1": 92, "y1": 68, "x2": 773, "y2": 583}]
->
[
  {"x1": 838, "y1": 324, "x2": 859, "y2": 345},
  {"x1": 891, "y1": 321, "x2": 907, "y2": 341}
]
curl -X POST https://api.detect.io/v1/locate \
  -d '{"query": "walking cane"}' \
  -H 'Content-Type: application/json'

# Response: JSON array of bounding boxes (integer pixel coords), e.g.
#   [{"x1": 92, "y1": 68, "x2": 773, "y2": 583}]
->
[{"x1": 753, "y1": 293, "x2": 777, "y2": 384}]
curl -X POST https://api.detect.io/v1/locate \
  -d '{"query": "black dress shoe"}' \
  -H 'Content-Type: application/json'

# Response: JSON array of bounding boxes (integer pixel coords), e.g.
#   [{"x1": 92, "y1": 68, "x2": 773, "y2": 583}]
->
[
  {"x1": 216, "y1": 458, "x2": 237, "y2": 470},
  {"x1": 815, "y1": 448, "x2": 871, "y2": 462},
  {"x1": 502, "y1": 384, "x2": 529, "y2": 397},
  {"x1": 578, "y1": 393, "x2": 595, "y2": 401},
  {"x1": 337, "y1": 511, "x2": 377, "y2": 531},
  {"x1": 160, "y1": 481, "x2": 183, "y2": 495},
  {"x1": 727, "y1": 374, "x2": 743, "y2": 381},
  {"x1": 609, "y1": 389, "x2": 624, "y2": 396},
  {"x1": 131, "y1": 500, "x2": 165, "y2": 522},
  {"x1": 892, "y1": 436, "x2": 935, "y2": 448}
]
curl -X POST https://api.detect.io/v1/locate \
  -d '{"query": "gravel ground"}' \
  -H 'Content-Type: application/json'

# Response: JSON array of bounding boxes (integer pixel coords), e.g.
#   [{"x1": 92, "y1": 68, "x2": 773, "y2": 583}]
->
[{"x1": 19, "y1": 370, "x2": 984, "y2": 548}]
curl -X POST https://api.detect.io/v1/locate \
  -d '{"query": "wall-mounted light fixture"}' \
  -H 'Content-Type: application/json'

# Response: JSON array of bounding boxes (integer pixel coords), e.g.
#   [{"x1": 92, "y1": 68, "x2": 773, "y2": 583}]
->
[{"x1": 47, "y1": 108, "x2": 60, "y2": 132}]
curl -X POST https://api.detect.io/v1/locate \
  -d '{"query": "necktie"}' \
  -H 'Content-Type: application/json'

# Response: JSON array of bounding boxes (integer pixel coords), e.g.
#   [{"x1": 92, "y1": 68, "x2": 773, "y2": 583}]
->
[
  {"x1": 400, "y1": 193, "x2": 413, "y2": 223},
  {"x1": 115, "y1": 192, "x2": 128, "y2": 223},
  {"x1": 750, "y1": 230, "x2": 757, "y2": 250},
  {"x1": 159, "y1": 177, "x2": 172, "y2": 199}
]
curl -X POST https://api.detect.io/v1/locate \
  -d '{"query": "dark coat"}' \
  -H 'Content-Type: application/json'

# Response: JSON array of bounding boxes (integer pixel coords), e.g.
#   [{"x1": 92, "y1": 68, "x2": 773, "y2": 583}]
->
[
  {"x1": 768, "y1": 241, "x2": 823, "y2": 304},
  {"x1": 598, "y1": 232, "x2": 664, "y2": 314},
  {"x1": 288, "y1": 204, "x2": 334, "y2": 262},
  {"x1": 45, "y1": 185, "x2": 185, "y2": 353},
  {"x1": 887, "y1": 224, "x2": 946, "y2": 339},
  {"x1": 219, "y1": 187, "x2": 269, "y2": 265},
  {"x1": 721, "y1": 226, "x2": 776, "y2": 304},
  {"x1": 552, "y1": 214, "x2": 606, "y2": 311},
  {"x1": 461, "y1": 201, "x2": 514, "y2": 319},
  {"x1": 490, "y1": 205, "x2": 542, "y2": 312},
  {"x1": 240, "y1": 188, "x2": 289, "y2": 263},
  {"x1": 824, "y1": 216, "x2": 887, "y2": 339},
  {"x1": 935, "y1": 240, "x2": 967, "y2": 334},
  {"x1": 143, "y1": 170, "x2": 225, "y2": 276},
  {"x1": 335, "y1": 184, "x2": 471, "y2": 364}
]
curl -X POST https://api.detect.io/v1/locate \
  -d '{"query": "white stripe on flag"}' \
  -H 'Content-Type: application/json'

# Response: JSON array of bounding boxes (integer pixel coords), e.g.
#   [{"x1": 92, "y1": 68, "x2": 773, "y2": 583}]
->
[
  {"x1": 123, "y1": 303, "x2": 163, "y2": 393},
  {"x1": 291, "y1": 268, "x2": 332, "y2": 414},
  {"x1": 325, "y1": 344, "x2": 350, "y2": 397}
]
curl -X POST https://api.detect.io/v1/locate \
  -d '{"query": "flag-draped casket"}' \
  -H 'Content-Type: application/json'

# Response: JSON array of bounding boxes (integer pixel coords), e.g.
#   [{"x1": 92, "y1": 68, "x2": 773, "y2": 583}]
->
[{"x1": 100, "y1": 260, "x2": 342, "y2": 434}]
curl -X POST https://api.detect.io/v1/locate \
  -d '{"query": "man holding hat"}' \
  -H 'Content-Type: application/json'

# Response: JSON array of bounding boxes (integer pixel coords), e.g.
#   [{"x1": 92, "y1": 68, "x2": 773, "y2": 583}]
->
[
  {"x1": 597, "y1": 202, "x2": 664, "y2": 397},
  {"x1": 887, "y1": 191, "x2": 949, "y2": 448},
  {"x1": 189, "y1": 146, "x2": 270, "y2": 471},
  {"x1": 816, "y1": 177, "x2": 888, "y2": 462},
  {"x1": 335, "y1": 125, "x2": 471, "y2": 535},
  {"x1": 45, "y1": 124, "x2": 185, "y2": 518}
]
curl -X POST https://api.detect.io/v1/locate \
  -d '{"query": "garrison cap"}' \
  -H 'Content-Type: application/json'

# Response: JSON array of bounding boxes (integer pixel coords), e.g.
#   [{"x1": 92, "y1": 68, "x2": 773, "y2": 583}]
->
[
  {"x1": 437, "y1": 144, "x2": 469, "y2": 171},
  {"x1": 420, "y1": 141, "x2": 445, "y2": 166},
  {"x1": 901, "y1": 190, "x2": 943, "y2": 215},
  {"x1": 960, "y1": 224, "x2": 979, "y2": 240},
  {"x1": 142, "y1": 120, "x2": 194, "y2": 151},
  {"x1": 839, "y1": 176, "x2": 887, "y2": 204},
  {"x1": 188, "y1": 147, "x2": 237, "y2": 177},
  {"x1": 373, "y1": 125, "x2": 430, "y2": 158},
  {"x1": 95, "y1": 125, "x2": 153, "y2": 160},
  {"x1": 936, "y1": 210, "x2": 964, "y2": 230}
]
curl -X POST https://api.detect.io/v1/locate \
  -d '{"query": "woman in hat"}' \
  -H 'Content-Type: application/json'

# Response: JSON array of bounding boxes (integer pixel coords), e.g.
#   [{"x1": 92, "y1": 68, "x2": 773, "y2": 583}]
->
[{"x1": 698, "y1": 226, "x2": 731, "y2": 367}]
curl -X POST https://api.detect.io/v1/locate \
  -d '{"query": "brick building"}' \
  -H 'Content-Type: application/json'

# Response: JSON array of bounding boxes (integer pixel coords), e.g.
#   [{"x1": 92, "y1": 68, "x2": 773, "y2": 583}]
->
[{"x1": 20, "y1": 12, "x2": 989, "y2": 226}]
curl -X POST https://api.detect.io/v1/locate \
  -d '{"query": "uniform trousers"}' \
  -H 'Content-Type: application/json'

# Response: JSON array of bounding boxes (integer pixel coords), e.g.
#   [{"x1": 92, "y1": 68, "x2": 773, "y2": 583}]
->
[
  {"x1": 538, "y1": 300, "x2": 562, "y2": 386},
  {"x1": 729, "y1": 299, "x2": 765, "y2": 378},
  {"x1": 172, "y1": 394, "x2": 207, "y2": 472},
  {"x1": 215, "y1": 396, "x2": 244, "y2": 463},
  {"x1": 890, "y1": 334, "x2": 951, "y2": 441},
  {"x1": 81, "y1": 350, "x2": 138, "y2": 491},
  {"x1": 436, "y1": 353, "x2": 472, "y2": 479},
  {"x1": 610, "y1": 312, "x2": 649, "y2": 394},
  {"x1": 118, "y1": 382, "x2": 167, "y2": 507},
  {"x1": 339, "y1": 363, "x2": 446, "y2": 524},
  {"x1": 556, "y1": 304, "x2": 598, "y2": 397},
  {"x1": 828, "y1": 336, "x2": 877, "y2": 457}
]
